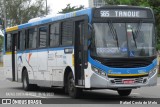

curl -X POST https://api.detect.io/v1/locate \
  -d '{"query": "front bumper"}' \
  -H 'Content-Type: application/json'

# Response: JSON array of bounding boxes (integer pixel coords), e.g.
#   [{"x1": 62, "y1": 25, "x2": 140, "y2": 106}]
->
[{"x1": 90, "y1": 69, "x2": 158, "y2": 89}]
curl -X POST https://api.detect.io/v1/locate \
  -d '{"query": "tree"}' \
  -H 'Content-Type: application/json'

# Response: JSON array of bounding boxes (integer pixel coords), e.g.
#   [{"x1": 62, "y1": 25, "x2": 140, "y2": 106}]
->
[
  {"x1": 104, "y1": 0, "x2": 160, "y2": 49},
  {"x1": 0, "y1": 0, "x2": 50, "y2": 27},
  {"x1": 59, "y1": 4, "x2": 84, "y2": 13},
  {"x1": 0, "y1": 29, "x2": 3, "y2": 51},
  {"x1": 104, "y1": 0, "x2": 150, "y2": 6},
  {"x1": 0, "y1": 35, "x2": 3, "y2": 51}
]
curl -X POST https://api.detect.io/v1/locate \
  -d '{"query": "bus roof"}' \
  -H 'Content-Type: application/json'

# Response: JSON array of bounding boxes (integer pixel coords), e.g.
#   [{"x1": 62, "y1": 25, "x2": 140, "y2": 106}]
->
[
  {"x1": 6, "y1": 8, "x2": 92, "y2": 33},
  {"x1": 5, "y1": 5, "x2": 153, "y2": 33}
]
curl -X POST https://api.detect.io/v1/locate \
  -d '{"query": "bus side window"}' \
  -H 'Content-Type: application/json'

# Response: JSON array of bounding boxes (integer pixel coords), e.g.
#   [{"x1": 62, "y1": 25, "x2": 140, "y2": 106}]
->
[
  {"x1": 18, "y1": 31, "x2": 25, "y2": 50},
  {"x1": 25, "y1": 28, "x2": 37, "y2": 49},
  {"x1": 17, "y1": 31, "x2": 21, "y2": 50},
  {"x1": 25, "y1": 30, "x2": 28, "y2": 49},
  {"x1": 49, "y1": 23, "x2": 60, "y2": 47},
  {"x1": 22, "y1": 31, "x2": 25, "y2": 50},
  {"x1": 17, "y1": 32, "x2": 20, "y2": 50},
  {"x1": 39, "y1": 26, "x2": 47, "y2": 48},
  {"x1": 6, "y1": 33, "x2": 12, "y2": 51},
  {"x1": 61, "y1": 21, "x2": 73, "y2": 46}
]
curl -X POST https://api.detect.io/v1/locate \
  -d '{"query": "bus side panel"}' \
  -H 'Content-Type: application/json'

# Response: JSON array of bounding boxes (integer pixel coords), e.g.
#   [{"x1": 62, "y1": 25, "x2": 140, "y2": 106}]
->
[
  {"x1": 37, "y1": 50, "x2": 50, "y2": 87},
  {"x1": 27, "y1": 51, "x2": 37, "y2": 82},
  {"x1": 52, "y1": 50, "x2": 65, "y2": 86},
  {"x1": 19, "y1": 52, "x2": 36, "y2": 83},
  {"x1": 65, "y1": 49, "x2": 75, "y2": 79},
  {"x1": 48, "y1": 49, "x2": 57, "y2": 86},
  {"x1": 48, "y1": 48, "x2": 74, "y2": 87},
  {"x1": 4, "y1": 54, "x2": 12, "y2": 81}
]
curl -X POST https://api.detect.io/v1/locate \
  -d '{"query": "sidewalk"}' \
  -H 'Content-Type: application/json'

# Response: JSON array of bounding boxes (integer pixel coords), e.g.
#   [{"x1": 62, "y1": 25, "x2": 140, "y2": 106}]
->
[
  {"x1": 0, "y1": 67, "x2": 5, "y2": 81},
  {"x1": 0, "y1": 67, "x2": 4, "y2": 73}
]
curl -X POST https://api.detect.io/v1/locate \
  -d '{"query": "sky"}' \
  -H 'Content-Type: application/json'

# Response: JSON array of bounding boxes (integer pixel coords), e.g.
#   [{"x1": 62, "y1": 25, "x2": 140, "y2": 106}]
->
[{"x1": 47, "y1": 0, "x2": 89, "y2": 14}]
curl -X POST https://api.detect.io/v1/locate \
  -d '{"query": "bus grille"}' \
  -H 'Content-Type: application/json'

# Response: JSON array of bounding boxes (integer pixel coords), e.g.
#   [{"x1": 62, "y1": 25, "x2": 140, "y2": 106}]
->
[
  {"x1": 101, "y1": 59, "x2": 152, "y2": 68},
  {"x1": 110, "y1": 78, "x2": 146, "y2": 84}
]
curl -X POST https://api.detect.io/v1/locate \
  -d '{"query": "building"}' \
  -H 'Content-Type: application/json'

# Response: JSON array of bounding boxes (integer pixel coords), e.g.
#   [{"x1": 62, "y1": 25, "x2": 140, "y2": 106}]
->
[{"x1": 88, "y1": 0, "x2": 107, "y2": 7}]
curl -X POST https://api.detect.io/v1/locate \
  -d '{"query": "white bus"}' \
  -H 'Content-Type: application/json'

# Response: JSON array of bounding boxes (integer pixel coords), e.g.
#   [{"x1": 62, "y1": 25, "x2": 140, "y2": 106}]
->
[{"x1": 4, "y1": 6, "x2": 158, "y2": 98}]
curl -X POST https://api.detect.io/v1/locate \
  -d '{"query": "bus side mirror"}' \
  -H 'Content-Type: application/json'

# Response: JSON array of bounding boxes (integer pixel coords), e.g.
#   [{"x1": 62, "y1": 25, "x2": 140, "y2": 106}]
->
[
  {"x1": 90, "y1": 30, "x2": 95, "y2": 44},
  {"x1": 88, "y1": 33, "x2": 91, "y2": 40}
]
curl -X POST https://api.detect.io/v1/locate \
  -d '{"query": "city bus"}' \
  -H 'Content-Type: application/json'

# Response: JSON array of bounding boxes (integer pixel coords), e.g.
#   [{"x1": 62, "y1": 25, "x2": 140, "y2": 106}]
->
[{"x1": 3, "y1": 5, "x2": 158, "y2": 98}]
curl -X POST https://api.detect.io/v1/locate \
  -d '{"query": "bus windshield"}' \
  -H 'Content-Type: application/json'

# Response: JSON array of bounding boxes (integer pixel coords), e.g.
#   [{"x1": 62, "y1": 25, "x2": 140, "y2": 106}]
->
[{"x1": 92, "y1": 22, "x2": 156, "y2": 58}]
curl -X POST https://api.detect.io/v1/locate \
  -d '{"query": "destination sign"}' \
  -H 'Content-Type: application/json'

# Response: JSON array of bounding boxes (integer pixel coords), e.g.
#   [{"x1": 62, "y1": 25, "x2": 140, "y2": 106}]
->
[{"x1": 94, "y1": 9, "x2": 151, "y2": 18}]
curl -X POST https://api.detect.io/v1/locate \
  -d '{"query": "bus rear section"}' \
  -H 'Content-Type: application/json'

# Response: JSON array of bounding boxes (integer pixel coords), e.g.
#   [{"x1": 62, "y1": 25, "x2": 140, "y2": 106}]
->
[{"x1": 4, "y1": 28, "x2": 19, "y2": 82}]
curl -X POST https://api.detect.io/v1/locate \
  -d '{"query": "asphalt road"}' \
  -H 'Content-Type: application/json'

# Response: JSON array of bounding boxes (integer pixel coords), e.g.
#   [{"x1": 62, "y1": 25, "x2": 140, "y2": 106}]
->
[{"x1": 0, "y1": 67, "x2": 160, "y2": 105}]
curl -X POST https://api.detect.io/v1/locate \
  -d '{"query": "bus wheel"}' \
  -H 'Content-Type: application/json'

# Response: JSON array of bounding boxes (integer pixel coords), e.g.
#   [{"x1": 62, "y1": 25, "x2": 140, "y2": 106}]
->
[
  {"x1": 117, "y1": 89, "x2": 132, "y2": 96},
  {"x1": 67, "y1": 72, "x2": 82, "y2": 98},
  {"x1": 22, "y1": 69, "x2": 32, "y2": 91}
]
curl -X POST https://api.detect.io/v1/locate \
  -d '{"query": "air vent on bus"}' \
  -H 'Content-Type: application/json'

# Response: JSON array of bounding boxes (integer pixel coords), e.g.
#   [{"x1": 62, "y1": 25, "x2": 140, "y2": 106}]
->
[
  {"x1": 104, "y1": 60, "x2": 151, "y2": 68},
  {"x1": 96, "y1": 58, "x2": 154, "y2": 68}
]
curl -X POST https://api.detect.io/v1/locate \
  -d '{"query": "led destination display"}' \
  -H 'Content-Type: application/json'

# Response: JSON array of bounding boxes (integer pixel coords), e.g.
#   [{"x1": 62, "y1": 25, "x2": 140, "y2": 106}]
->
[{"x1": 94, "y1": 9, "x2": 152, "y2": 18}]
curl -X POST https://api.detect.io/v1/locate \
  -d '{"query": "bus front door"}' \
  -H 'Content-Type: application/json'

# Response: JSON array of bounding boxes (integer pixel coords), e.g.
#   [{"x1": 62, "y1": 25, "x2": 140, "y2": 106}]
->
[{"x1": 75, "y1": 20, "x2": 86, "y2": 86}]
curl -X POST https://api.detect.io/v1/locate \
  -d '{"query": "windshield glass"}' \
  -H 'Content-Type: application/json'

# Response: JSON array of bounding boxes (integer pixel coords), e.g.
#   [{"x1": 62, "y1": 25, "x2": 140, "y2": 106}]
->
[{"x1": 92, "y1": 23, "x2": 156, "y2": 58}]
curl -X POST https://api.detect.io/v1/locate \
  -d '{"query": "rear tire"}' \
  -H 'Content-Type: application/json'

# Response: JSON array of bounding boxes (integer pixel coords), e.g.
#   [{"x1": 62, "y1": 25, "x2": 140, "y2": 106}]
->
[
  {"x1": 117, "y1": 89, "x2": 132, "y2": 96},
  {"x1": 67, "y1": 72, "x2": 82, "y2": 98},
  {"x1": 22, "y1": 69, "x2": 32, "y2": 91}
]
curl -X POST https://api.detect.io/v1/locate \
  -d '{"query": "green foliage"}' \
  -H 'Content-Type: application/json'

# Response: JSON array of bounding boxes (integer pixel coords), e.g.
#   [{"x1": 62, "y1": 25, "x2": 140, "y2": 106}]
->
[
  {"x1": 59, "y1": 4, "x2": 84, "y2": 13},
  {"x1": 157, "y1": 44, "x2": 160, "y2": 50},
  {"x1": 104, "y1": 0, "x2": 160, "y2": 50},
  {"x1": 0, "y1": 0, "x2": 50, "y2": 27},
  {"x1": 104, "y1": 0, "x2": 150, "y2": 6}
]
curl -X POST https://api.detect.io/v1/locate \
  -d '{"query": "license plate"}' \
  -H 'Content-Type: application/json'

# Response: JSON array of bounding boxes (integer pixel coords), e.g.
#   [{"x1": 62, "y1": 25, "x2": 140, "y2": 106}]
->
[{"x1": 123, "y1": 80, "x2": 135, "y2": 84}]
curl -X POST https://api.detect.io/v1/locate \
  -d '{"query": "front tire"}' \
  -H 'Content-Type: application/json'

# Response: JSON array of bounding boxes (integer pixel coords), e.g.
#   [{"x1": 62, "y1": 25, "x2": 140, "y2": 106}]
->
[
  {"x1": 117, "y1": 89, "x2": 132, "y2": 96},
  {"x1": 67, "y1": 72, "x2": 82, "y2": 98}
]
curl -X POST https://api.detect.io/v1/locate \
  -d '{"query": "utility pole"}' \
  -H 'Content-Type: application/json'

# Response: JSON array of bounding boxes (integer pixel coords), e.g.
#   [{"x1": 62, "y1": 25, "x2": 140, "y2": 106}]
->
[
  {"x1": 3, "y1": 0, "x2": 7, "y2": 28},
  {"x1": 46, "y1": 0, "x2": 48, "y2": 15}
]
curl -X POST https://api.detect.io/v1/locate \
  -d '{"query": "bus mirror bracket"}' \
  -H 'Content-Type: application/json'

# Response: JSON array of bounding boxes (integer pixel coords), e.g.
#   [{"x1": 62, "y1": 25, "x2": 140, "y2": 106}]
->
[{"x1": 88, "y1": 23, "x2": 93, "y2": 40}]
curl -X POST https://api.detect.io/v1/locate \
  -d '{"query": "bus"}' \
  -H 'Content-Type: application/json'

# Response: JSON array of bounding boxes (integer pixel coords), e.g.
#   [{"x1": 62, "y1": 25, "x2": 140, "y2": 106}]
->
[{"x1": 3, "y1": 5, "x2": 158, "y2": 98}]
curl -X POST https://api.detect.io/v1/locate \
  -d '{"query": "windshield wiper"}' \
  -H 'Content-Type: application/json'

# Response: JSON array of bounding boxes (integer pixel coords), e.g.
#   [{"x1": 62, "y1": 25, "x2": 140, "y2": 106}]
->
[
  {"x1": 135, "y1": 21, "x2": 143, "y2": 38},
  {"x1": 108, "y1": 21, "x2": 119, "y2": 48},
  {"x1": 130, "y1": 21, "x2": 143, "y2": 48},
  {"x1": 131, "y1": 28, "x2": 137, "y2": 48}
]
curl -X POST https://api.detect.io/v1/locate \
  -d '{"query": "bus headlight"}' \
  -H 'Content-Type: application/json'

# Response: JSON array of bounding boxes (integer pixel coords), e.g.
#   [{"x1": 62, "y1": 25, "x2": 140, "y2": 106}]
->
[
  {"x1": 149, "y1": 67, "x2": 157, "y2": 78},
  {"x1": 91, "y1": 66, "x2": 107, "y2": 77}
]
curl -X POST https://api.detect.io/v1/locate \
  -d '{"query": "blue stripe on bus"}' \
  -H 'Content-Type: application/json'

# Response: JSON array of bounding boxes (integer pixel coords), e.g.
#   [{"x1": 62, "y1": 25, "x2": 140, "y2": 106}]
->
[{"x1": 88, "y1": 56, "x2": 157, "y2": 74}]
